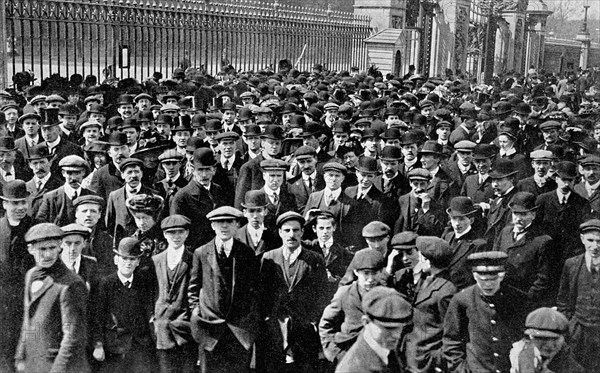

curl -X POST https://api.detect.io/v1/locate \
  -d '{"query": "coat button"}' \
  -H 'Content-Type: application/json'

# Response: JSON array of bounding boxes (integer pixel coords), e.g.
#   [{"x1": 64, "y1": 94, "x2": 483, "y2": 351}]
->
[
  {"x1": 489, "y1": 303, "x2": 495, "y2": 308},
  {"x1": 492, "y1": 337, "x2": 499, "y2": 342},
  {"x1": 490, "y1": 320, "x2": 497, "y2": 325},
  {"x1": 493, "y1": 353, "x2": 499, "y2": 357}
]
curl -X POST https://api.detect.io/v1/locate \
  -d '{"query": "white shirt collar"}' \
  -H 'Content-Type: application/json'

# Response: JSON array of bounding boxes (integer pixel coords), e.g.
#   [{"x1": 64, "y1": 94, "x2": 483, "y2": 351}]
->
[
  {"x1": 168, "y1": 172, "x2": 181, "y2": 183},
  {"x1": 557, "y1": 189, "x2": 570, "y2": 202},
  {"x1": 499, "y1": 148, "x2": 516, "y2": 157},
  {"x1": 302, "y1": 171, "x2": 317, "y2": 181},
  {"x1": 404, "y1": 157, "x2": 418, "y2": 167},
  {"x1": 117, "y1": 271, "x2": 134, "y2": 287},
  {"x1": 319, "y1": 238, "x2": 334, "y2": 257},
  {"x1": 363, "y1": 326, "x2": 390, "y2": 365},
  {"x1": 126, "y1": 183, "x2": 141, "y2": 195},
  {"x1": 166, "y1": 245, "x2": 185, "y2": 270},
  {"x1": 47, "y1": 136, "x2": 61, "y2": 150},
  {"x1": 247, "y1": 224, "x2": 264, "y2": 245},
  {"x1": 0, "y1": 166, "x2": 16, "y2": 181},
  {"x1": 63, "y1": 183, "x2": 82, "y2": 199},
  {"x1": 283, "y1": 246, "x2": 302, "y2": 264},
  {"x1": 457, "y1": 163, "x2": 471, "y2": 174},
  {"x1": 220, "y1": 153, "x2": 236, "y2": 169},
  {"x1": 429, "y1": 166, "x2": 440, "y2": 178},
  {"x1": 585, "y1": 180, "x2": 600, "y2": 195},
  {"x1": 585, "y1": 253, "x2": 600, "y2": 272},
  {"x1": 62, "y1": 255, "x2": 81, "y2": 273},
  {"x1": 324, "y1": 187, "x2": 342, "y2": 201},
  {"x1": 215, "y1": 237, "x2": 234, "y2": 257},
  {"x1": 26, "y1": 134, "x2": 39, "y2": 146},
  {"x1": 358, "y1": 185, "x2": 372, "y2": 197},
  {"x1": 264, "y1": 186, "x2": 281, "y2": 203},
  {"x1": 383, "y1": 172, "x2": 399, "y2": 181},
  {"x1": 454, "y1": 225, "x2": 472, "y2": 240}
]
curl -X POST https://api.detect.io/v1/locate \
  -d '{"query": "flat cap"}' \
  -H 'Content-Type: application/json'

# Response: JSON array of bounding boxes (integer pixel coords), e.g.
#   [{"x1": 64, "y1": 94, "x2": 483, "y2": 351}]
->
[
  {"x1": 61, "y1": 223, "x2": 91, "y2": 238},
  {"x1": 294, "y1": 145, "x2": 317, "y2": 160},
  {"x1": 408, "y1": 168, "x2": 431, "y2": 181},
  {"x1": 25, "y1": 223, "x2": 64, "y2": 244},
  {"x1": 539, "y1": 121, "x2": 561, "y2": 132},
  {"x1": 322, "y1": 161, "x2": 347, "y2": 175},
  {"x1": 73, "y1": 195, "x2": 105, "y2": 208},
  {"x1": 161, "y1": 214, "x2": 191, "y2": 231},
  {"x1": 454, "y1": 140, "x2": 476, "y2": 151},
  {"x1": 119, "y1": 157, "x2": 144, "y2": 172},
  {"x1": 416, "y1": 236, "x2": 453, "y2": 268},
  {"x1": 260, "y1": 159, "x2": 288, "y2": 172},
  {"x1": 276, "y1": 211, "x2": 305, "y2": 227},
  {"x1": 391, "y1": 231, "x2": 419, "y2": 250},
  {"x1": 580, "y1": 219, "x2": 600, "y2": 233},
  {"x1": 59, "y1": 155, "x2": 89, "y2": 171},
  {"x1": 349, "y1": 248, "x2": 384, "y2": 271},
  {"x1": 362, "y1": 221, "x2": 390, "y2": 238},
  {"x1": 580, "y1": 155, "x2": 600, "y2": 167},
  {"x1": 467, "y1": 251, "x2": 508, "y2": 273},
  {"x1": 323, "y1": 102, "x2": 339, "y2": 111},
  {"x1": 160, "y1": 103, "x2": 180, "y2": 112},
  {"x1": 215, "y1": 131, "x2": 240, "y2": 142},
  {"x1": 207, "y1": 206, "x2": 244, "y2": 221},
  {"x1": 362, "y1": 287, "x2": 412, "y2": 326},
  {"x1": 529, "y1": 150, "x2": 553, "y2": 161},
  {"x1": 158, "y1": 149, "x2": 184, "y2": 163},
  {"x1": 524, "y1": 307, "x2": 569, "y2": 338}
]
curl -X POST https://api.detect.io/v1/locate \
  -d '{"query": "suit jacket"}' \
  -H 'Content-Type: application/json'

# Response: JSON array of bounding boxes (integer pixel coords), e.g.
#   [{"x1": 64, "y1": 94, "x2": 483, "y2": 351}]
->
[
  {"x1": 404, "y1": 269, "x2": 457, "y2": 373},
  {"x1": 89, "y1": 162, "x2": 124, "y2": 201},
  {"x1": 152, "y1": 248, "x2": 194, "y2": 350},
  {"x1": 260, "y1": 247, "x2": 328, "y2": 358},
  {"x1": 287, "y1": 172, "x2": 326, "y2": 214},
  {"x1": 41, "y1": 137, "x2": 85, "y2": 179},
  {"x1": 15, "y1": 135, "x2": 39, "y2": 160},
  {"x1": 516, "y1": 176, "x2": 557, "y2": 197},
  {"x1": 234, "y1": 153, "x2": 268, "y2": 209},
  {"x1": 335, "y1": 333, "x2": 403, "y2": 373},
  {"x1": 75, "y1": 255, "x2": 100, "y2": 293},
  {"x1": 574, "y1": 181, "x2": 600, "y2": 214},
  {"x1": 83, "y1": 228, "x2": 115, "y2": 279},
  {"x1": 557, "y1": 254, "x2": 586, "y2": 320},
  {"x1": 446, "y1": 161, "x2": 477, "y2": 191},
  {"x1": 399, "y1": 158, "x2": 422, "y2": 178},
  {"x1": 261, "y1": 186, "x2": 299, "y2": 231},
  {"x1": 26, "y1": 175, "x2": 63, "y2": 217},
  {"x1": 36, "y1": 186, "x2": 95, "y2": 226},
  {"x1": 236, "y1": 224, "x2": 281, "y2": 256},
  {"x1": 105, "y1": 184, "x2": 157, "y2": 240},
  {"x1": 306, "y1": 239, "x2": 354, "y2": 301},
  {"x1": 372, "y1": 173, "x2": 410, "y2": 202},
  {"x1": 344, "y1": 185, "x2": 385, "y2": 226},
  {"x1": 485, "y1": 187, "x2": 517, "y2": 243},
  {"x1": 319, "y1": 282, "x2": 366, "y2": 362},
  {"x1": 427, "y1": 167, "x2": 458, "y2": 212},
  {"x1": 170, "y1": 181, "x2": 227, "y2": 248},
  {"x1": 16, "y1": 262, "x2": 90, "y2": 373},
  {"x1": 188, "y1": 239, "x2": 260, "y2": 351},
  {"x1": 460, "y1": 174, "x2": 494, "y2": 204},
  {"x1": 493, "y1": 224, "x2": 554, "y2": 308},
  {"x1": 442, "y1": 229, "x2": 487, "y2": 290},
  {"x1": 394, "y1": 192, "x2": 445, "y2": 237}
]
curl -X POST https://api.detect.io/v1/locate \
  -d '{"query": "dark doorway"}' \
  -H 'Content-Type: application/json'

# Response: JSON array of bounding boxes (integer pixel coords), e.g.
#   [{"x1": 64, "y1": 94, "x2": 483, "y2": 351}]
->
[{"x1": 394, "y1": 50, "x2": 402, "y2": 76}]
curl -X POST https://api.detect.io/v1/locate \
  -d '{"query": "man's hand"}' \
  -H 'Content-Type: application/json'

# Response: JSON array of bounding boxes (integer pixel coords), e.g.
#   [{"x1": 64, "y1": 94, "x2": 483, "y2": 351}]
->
[{"x1": 386, "y1": 249, "x2": 401, "y2": 274}]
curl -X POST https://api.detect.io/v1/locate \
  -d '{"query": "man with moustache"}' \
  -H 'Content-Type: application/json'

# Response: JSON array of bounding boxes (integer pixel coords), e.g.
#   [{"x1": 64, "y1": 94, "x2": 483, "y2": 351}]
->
[
  {"x1": 0, "y1": 181, "x2": 37, "y2": 370},
  {"x1": 37, "y1": 155, "x2": 95, "y2": 226},
  {"x1": 461, "y1": 143, "x2": 495, "y2": 205},
  {"x1": 39, "y1": 108, "x2": 84, "y2": 178},
  {"x1": 90, "y1": 132, "x2": 130, "y2": 200},
  {"x1": 25, "y1": 144, "x2": 63, "y2": 217},
  {"x1": 485, "y1": 158, "x2": 519, "y2": 243},
  {"x1": 516, "y1": 150, "x2": 557, "y2": 197},
  {"x1": 372, "y1": 146, "x2": 410, "y2": 202},
  {"x1": 115, "y1": 94, "x2": 135, "y2": 120},
  {"x1": 0, "y1": 136, "x2": 30, "y2": 185},
  {"x1": 287, "y1": 146, "x2": 325, "y2": 214},
  {"x1": 574, "y1": 154, "x2": 600, "y2": 213},
  {"x1": 399, "y1": 131, "x2": 422, "y2": 177},
  {"x1": 134, "y1": 93, "x2": 152, "y2": 114}
]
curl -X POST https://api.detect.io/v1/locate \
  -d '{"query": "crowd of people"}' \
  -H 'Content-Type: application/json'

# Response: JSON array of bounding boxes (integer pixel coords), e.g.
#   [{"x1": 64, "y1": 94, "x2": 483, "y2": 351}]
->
[{"x1": 0, "y1": 62, "x2": 599, "y2": 373}]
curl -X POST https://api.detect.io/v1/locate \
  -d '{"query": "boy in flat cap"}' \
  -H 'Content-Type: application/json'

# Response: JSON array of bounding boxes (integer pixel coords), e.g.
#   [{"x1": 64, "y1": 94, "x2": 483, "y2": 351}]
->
[
  {"x1": 573, "y1": 155, "x2": 600, "y2": 212},
  {"x1": 37, "y1": 155, "x2": 95, "y2": 226},
  {"x1": 188, "y1": 206, "x2": 260, "y2": 373},
  {"x1": 287, "y1": 145, "x2": 326, "y2": 214},
  {"x1": 557, "y1": 219, "x2": 600, "y2": 371},
  {"x1": 258, "y1": 159, "x2": 298, "y2": 231},
  {"x1": 259, "y1": 211, "x2": 328, "y2": 373},
  {"x1": 516, "y1": 150, "x2": 557, "y2": 198},
  {"x1": 16, "y1": 223, "x2": 90, "y2": 373},
  {"x1": 319, "y1": 248, "x2": 385, "y2": 366},
  {"x1": 335, "y1": 287, "x2": 412, "y2": 373},
  {"x1": 92, "y1": 238, "x2": 157, "y2": 373},
  {"x1": 14, "y1": 111, "x2": 41, "y2": 159},
  {"x1": 152, "y1": 215, "x2": 196, "y2": 373},
  {"x1": 154, "y1": 149, "x2": 187, "y2": 220},
  {"x1": 60, "y1": 223, "x2": 98, "y2": 293},
  {"x1": 509, "y1": 307, "x2": 583, "y2": 373},
  {"x1": 443, "y1": 251, "x2": 529, "y2": 373}
]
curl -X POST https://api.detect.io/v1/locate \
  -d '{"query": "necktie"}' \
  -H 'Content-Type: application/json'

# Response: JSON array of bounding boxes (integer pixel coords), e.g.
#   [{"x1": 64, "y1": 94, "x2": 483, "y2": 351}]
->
[
  {"x1": 37, "y1": 180, "x2": 43, "y2": 191},
  {"x1": 72, "y1": 191, "x2": 78, "y2": 200},
  {"x1": 561, "y1": 195, "x2": 567, "y2": 205},
  {"x1": 308, "y1": 177, "x2": 313, "y2": 192},
  {"x1": 383, "y1": 178, "x2": 390, "y2": 191},
  {"x1": 273, "y1": 193, "x2": 279, "y2": 205},
  {"x1": 124, "y1": 281, "x2": 131, "y2": 288},
  {"x1": 326, "y1": 194, "x2": 334, "y2": 206},
  {"x1": 223, "y1": 158, "x2": 229, "y2": 170},
  {"x1": 218, "y1": 244, "x2": 227, "y2": 260}
]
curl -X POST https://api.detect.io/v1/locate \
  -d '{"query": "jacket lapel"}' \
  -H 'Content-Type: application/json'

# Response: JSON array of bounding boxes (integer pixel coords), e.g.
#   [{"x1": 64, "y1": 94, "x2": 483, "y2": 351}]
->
[
  {"x1": 414, "y1": 276, "x2": 446, "y2": 306},
  {"x1": 289, "y1": 249, "x2": 309, "y2": 290},
  {"x1": 168, "y1": 250, "x2": 191, "y2": 299},
  {"x1": 28, "y1": 276, "x2": 55, "y2": 310}
]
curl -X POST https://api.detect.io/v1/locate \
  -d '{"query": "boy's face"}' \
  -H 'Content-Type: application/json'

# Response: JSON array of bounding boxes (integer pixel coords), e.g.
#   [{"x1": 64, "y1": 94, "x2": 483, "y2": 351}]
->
[{"x1": 114, "y1": 255, "x2": 139, "y2": 277}]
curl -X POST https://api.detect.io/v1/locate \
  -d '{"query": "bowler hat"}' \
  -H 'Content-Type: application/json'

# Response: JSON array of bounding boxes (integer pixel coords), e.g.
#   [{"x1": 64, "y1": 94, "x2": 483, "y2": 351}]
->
[
  {"x1": 207, "y1": 206, "x2": 244, "y2": 221},
  {"x1": 58, "y1": 103, "x2": 79, "y2": 116},
  {"x1": 361, "y1": 129, "x2": 379, "y2": 140},
  {"x1": 418, "y1": 140, "x2": 443, "y2": 156},
  {"x1": 276, "y1": 211, "x2": 305, "y2": 227},
  {"x1": 0, "y1": 136, "x2": 15, "y2": 151},
  {"x1": 1, "y1": 180, "x2": 30, "y2": 201},
  {"x1": 380, "y1": 128, "x2": 401, "y2": 141},
  {"x1": 161, "y1": 214, "x2": 191, "y2": 231},
  {"x1": 332, "y1": 120, "x2": 351, "y2": 134},
  {"x1": 242, "y1": 190, "x2": 269, "y2": 209},
  {"x1": 524, "y1": 307, "x2": 568, "y2": 338},
  {"x1": 289, "y1": 115, "x2": 306, "y2": 129},
  {"x1": 126, "y1": 194, "x2": 164, "y2": 214},
  {"x1": 118, "y1": 118, "x2": 139, "y2": 131},
  {"x1": 416, "y1": 236, "x2": 453, "y2": 268},
  {"x1": 106, "y1": 116, "x2": 124, "y2": 132},
  {"x1": 172, "y1": 116, "x2": 192, "y2": 133},
  {"x1": 116, "y1": 94, "x2": 134, "y2": 106},
  {"x1": 508, "y1": 192, "x2": 538, "y2": 213},
  {"x1": 488, "y1": 159, "x2": 517, "y2": 179},
  {"x1": 554, "y1": 161, "x2": 577, "y2": 179},
  {"x1": 244, "y1": 124, "x2": 262, "y2": 137},
  {"x1": 349, "y1": 248, "x2": 384, "y2": 271},
  {"x1": 513, "y1": 102, "x2": 531, "y2": 115},
  {"x1": 301, "y1": 123, "x2": 322, "y2": 138},
  {"x1": 192, "y1": 148, "x2": 217, "y2": 168},
  {"x1": 467, "y1": 251, "x2": 508, "y2": 273},
  {"x1": 380, "y1": 146, "x2": 402, "y2": 161},
  {"x1": 261, "y1": 125, "x2": 285, "y2": 140},
  {"x1": 205, "y1": 119, "x2": 222, "y2": 134},
  {"x1": 26, "y1": 144, "x2": 53, "y2": 160},
  {"x1": 25, "y1": 223, "x2": 64, "y2": 244},
  {"x1": 221, "y1": 102, "x2": 237, "y2": 112},
  {"x1": 447, "y1": 196, "x2": 477, "y2": 217},
  {"x1": 61, "y1": 223, "x2": 91, "y2": 238},
  {"x1": 399, "y1": 131, "x2": 420, "y2": 146},
  {"x1": 113, "y1": 237, "x2": 143, "y2": 258},
  {"x1": 186, "y1": 137, "x2": 206, "y2": 152},
  {"x1": 155, "y1": 114, "x2": 173, "y2": 125},
  {"x1": 362, "y1": 287, "x2": 412, "y2": 327},
  {"x1": 362, "y1": 221, "x2": 390, "y2": 238},
  {"x1": 356, "y1": 156, "x2": 378, "y2": 173},
  {"x1": 106, "y1": 132, "x2": 128, "y2": 147},
  {"x1": 473, "y1": 144, "x2": 496, "y2": 160}
]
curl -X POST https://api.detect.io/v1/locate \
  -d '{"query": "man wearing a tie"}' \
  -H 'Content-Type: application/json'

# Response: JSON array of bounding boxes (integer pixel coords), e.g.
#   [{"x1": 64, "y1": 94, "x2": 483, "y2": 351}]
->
[
  {"x1": 25, "y1": 144, "x2": 63, "y2": 216},
  {"x1": 259, "y1": 159, "x2": 298, "y2": 231},
  {"x1": 574, "y1": 154, "x2": 600, "y2": 213},
  {"x1": 16, "y1": 223, "x2": 90, "y2": 373},
  {"x1": 237, "y1": 190, "x2": 281, "y2": 256},
  {"x1": 14, "y1": 112, "x2": 42, "y2": 159},
  {"x1": 60, "y1": 223, "x2": 99, "y2": 292},
  {"x1": 287, "y1": 145, "x2": 325, "y2": 215}
]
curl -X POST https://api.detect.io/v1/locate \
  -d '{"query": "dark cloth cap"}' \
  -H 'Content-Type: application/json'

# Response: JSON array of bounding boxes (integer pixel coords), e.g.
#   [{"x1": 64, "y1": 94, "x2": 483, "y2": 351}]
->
[
  {"x1": 349, "y1": 248, "x2": 384, "y2": 271},
  {"x1": 242, "y1": 190, "x2": 269, "y2": 209},
  {"x1": 416, "y1": 236, "x2": 453, "y2": 267},
  {"x1": 294, "y1": 145, "x2": 317, "y2": 160},
  {"x1": 114, "y1": 237, "x2": 143, "y2": 258},
  {"x1": 473, "y1": 144, "x2": 496, "y2": 159},
  {"x1": 407, "y1": 168, "x2": 431, "y2": 181},
  {"x1": 207, "y1": 206, "x2": 244, "y2": 221},
  {"x1": 61, "y1": 223, "x2": 91, "y2": 238},
  {"x1": 58, "y1": 103, "x2": 79, "y2": 116},
  {"x1": 59, "y1": 155, "x2": 89, "y2": 171},
  {"x1": 276, "y1": 211, "x2": 305, "y2": 227},
  {"x1": 205, "y1": 119, "x2": 223, "y2": 133},
  {"x1": 161, "y1": 214, "x2": 191, "y2": 231},
  {"x1": 0, "y1": 136, "x2": 15, "y2": 151},
  {"x1": 119, "y1": 157, "x2": 144, "y2": 172},
  {"x1": 361, "y1": 129, "x2": 379, "y2": 140},
  {"x1": 419, "y1": 140, "x2": 443, "y2": 155},
  {"x1": 467, "y1": 251, "x2": 508, "y2": 273},
  {"x1": 260, "y1": 159, "x2": 288, "y2": 172},
  {"x1": 525, "y1": 307, "x2": 568, "y2": 338},
  {"x1": 301, "y1": 123, "x2": 322, "y2": 138},
  {"x1": 73, "y1": 195, "x2": 105, "y2": 208},
  {"x1": 447, "y1": 196, "x2": 477, "y2": 217},
  {"x1": 118, "y1": 118, "x2": 139, "y2": 131},
  {"x1": 362, "y1": 221, "x2": 390, "y2": 238},
  {"x1": 489, "y1": 159, "x2": 517, "y2": 179},
  {"x1": 362, "y1": 287, "x2": 412, "y2": 326},
  {"x1": 1, "y1": 180, "x2": 30, "y2": 201},
  {"x1": 221, "y1": 102, "x2": 237, "y2": 112},
  {"x1": 193, "y1": 148, "x2": 217, "y2": 168},
  {"x1": 323, "y1": 161, "x2": 347, "y2": 175},
  {"x1": 155, "y1": 114, "x2": 173, "y2": 125},
  {"x1": 380, "y1": 146, "x2": 402, "y2": 160},
  {"x1": 215, "y1": 131, "x2": 240, "y2": 142},
  {"x1": 126, "y1": 194, "x2": 164, "y2": 213},
  {"x1": 391, "y1": 231, "x2": 418, "y2": 250},
  {"x1": 26, "y1": 144, "x2": 52, "y2": 160},
  {"x1": 580, "y1": 219, "x2": 600, "y2": 233},
  {"x1": 25, "y1": 223, "x2": 64, "y2": 244},
  {"x1": 436, "y1": 120, "x2": 453, "y2": 129},
  {"x1": 539, "y1": 121, "x2": 561, "y2": 132},
  {"x1": 554, "y1": 161, "x2": 577, "y2": 179},
  {"x1": 332, "y1": 120, "x2": 351, "y2": 134},
  {"x1": 508, "y1": 192, "x2": 537, "y2": 213}
]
